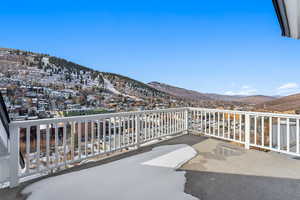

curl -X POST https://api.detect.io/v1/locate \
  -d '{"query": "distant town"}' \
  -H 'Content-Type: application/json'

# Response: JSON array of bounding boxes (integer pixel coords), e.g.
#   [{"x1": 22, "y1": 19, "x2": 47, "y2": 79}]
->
[
  {"x1": 2, "y1": 47, "x2": 299, "y2": 122},
  {"x1": 0, "y1": 48, "x2": 201, "y2": 121}
]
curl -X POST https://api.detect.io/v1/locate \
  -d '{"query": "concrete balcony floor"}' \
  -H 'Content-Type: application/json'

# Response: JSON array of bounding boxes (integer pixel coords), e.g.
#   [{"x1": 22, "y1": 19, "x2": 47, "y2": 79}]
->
[{"x1": 1, "y1": 134, "x2": 300, "y2": 200}]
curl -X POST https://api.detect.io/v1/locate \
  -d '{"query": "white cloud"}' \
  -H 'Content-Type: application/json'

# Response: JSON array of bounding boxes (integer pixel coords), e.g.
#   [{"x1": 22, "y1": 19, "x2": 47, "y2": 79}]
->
[
  {"x1": 277, "y1": 83, "x2": 299, "y2": 95},
  {"x1": 241, "y1": 85, "x2": 250, "y2": 89},
  {"x1": 278, "y1": 83, "x2": 299, "y2": 90}
]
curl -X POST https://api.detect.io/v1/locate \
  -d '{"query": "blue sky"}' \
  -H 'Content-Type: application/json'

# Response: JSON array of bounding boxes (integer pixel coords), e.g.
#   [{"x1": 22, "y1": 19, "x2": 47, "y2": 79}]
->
[{"x1": 1, "y1": 0, "x2": 300, "y2": 96}]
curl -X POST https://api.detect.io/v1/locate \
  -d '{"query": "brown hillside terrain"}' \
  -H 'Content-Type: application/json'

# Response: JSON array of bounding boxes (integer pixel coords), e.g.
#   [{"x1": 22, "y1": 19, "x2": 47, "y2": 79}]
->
[
  {"x1": 234, "y1": 95, "x2": 276, "y2": 104},
  {"x1": 148, "y1": 81, "x2": 212, "y2": 101},
  {"x1": 256, "y1": 93, "x2": 300, "y2": 112}
]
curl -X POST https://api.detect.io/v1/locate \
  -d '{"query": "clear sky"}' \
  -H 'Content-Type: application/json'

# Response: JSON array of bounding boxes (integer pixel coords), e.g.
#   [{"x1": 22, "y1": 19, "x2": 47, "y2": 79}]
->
[{"x1": 1, "y1": 0, "x2": 300, "y2": 96}]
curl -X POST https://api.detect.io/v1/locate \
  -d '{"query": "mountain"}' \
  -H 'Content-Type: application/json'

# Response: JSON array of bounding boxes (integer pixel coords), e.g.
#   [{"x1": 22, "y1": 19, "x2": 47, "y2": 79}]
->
[
  {"x1": 148, "y1": 81, "x2": 275, "y2": 105},
  {"x1": 256, "y1": 93, "x2": 300, "y2": 112},
  {"x1": 204, "y1": 93, "x2": 245, "y2": 102},
  {"x1": 0, "y1": 47, "x2": 264, "y2": 117},
  {"x1": 148, "y1": 82, "x2": 212, "y2": 101},
  {"x1": 234, "y1": 95, "x2": 277, "y2": 105},
  {"x1": 0, "y1": 48, "x2": 171, "y2": 100}
]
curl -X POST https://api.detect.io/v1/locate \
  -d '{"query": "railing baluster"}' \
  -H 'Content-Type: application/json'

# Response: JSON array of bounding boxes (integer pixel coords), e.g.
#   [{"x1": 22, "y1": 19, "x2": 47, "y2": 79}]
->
[
  {"x1": 131, "y1": 116, "x2": 134, "y2": 144},
  {"x1": 167, "y1": 112, "x2": 171, "y2": 135},
  {"x1": 278, "y1": 118, "x2": 281, "y2": 150},
  {"x1": 54, "y1": 123, "x2": 58, "y2": 167},
  {"x1": 63, "y1": 123, "x2": 67, "y2": 167},
  {"x1": 151, "y1": 114, "x2": 153, "y2": 138},
  {"x1": 213, "y1": 112, "x2": 215, "y2": 135},
  {"x1": 172, "y1": 112, "x2": 174, "y2": 134},
  {"x1": 297, "y1": 119, "x2": 299, "y2": 154},
  {"x1": 167, "y1": 112, "x2": 169, "y2": 135},
  {"x1": 175, "y1": 112, "x2": 177, "y2": 133},
  {"x1": 143, "y1": 114, "x2": 148, "y2": 141},
  {"x1": 287, "y1": 118, "x2": 290, "y2": 152},
  {"x1": 262, "y1": 116, "x2": 265, "y2": 147},
  {"x1": 97, "y1": 120, "x2": 101, "y2": 154},
  {"x1": 78, "y1": 122, "x2": 82, "y2": 159},
  {"x1": 204, "y1": 112, "x2": 207, "y2": 134},
  {"x1": 46, "y1": 124, "x2": 50, "y2": 168},
  {"x1": 91, "y1": 121, "x2": 95, "y2": 156},
  {"x1": 135, "y1": 114, "x2": 140, "y2": 147},
  {"x1": 103, "y1": 119, "x2": 106, "y2": 152},
  {"x1": 109, "y1": 119, "x2": 112, "y2": 151},
  {"x1": 119, "y1": 117, "x2": 122, "y2": 148},
  {"x1": 145, "y1": 115, "x2": 148, "y2": 140},
  {"x1": 36, "y1": 125, "x2": 41, "y2": 172},
  {"x1": 223, "y1": 112, "x2": 225, "y2": 137},
  {"x1": 254, "y1": 116, "x2": 257, "y2": 145},
  {"x1": 239, "y1": 115, "x2": 242, "y2": 141},
  {"x1": 155, "y1": 113, "x2": 158, "y2": 137},
  {"x1": 160, "y1": 112, "x2": 163, "y2": 136},
  {"x1": 26, "y1": 126, "x2": 30, "y2": 174},
  {"x1": 245, "y1": 114, "x2": 250, "y2": 149},
  {"x1": 208, "y1": 112, "x2": 211, "y2": 135},
  {"x1": 233, "y1": 114, "x2": 236, "y2": 140},
  {"x1": 121, "y1": 117, "x2": 124, "y2": 148},
  {"x1": 217, "y1": 112, "x2": 220, "y2": 137},
  {"x1": 228, "y1": 113, "x2": 230, "y2": 139},
  {"x1": 71, "y1": 122, "x2": 75, "y2": 160},
  {"x1": 113, "y1": 117, "x2": 116, "y2": 150},
  {"x1": 85, "y1": 121, "x2": 88, "y2": 156},
  {"x1": 127, "y1": 116, "x2": 130, "y2": 143},
  {"x1": 269, "y1": 117, "x2": 272, "y2": 148},
  {"x1": 200, "y1": 111, "x2": 203, "y2": 133}
]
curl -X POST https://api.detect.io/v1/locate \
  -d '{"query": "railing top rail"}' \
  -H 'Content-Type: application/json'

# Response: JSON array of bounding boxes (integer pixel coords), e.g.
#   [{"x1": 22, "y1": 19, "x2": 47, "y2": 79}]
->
[
  {"x1": 189, "y1": 107, "x2": 300, "y2": 119},
  {"x1": 10, "y1": 107, "x2": 188, "y2": 127}
]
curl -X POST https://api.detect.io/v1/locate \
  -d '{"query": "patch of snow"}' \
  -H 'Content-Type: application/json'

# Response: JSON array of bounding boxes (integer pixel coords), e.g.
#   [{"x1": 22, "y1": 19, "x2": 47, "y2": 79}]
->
[
  {"x1": 103, "y1": 78, "x2": 121, "y2": 95},
  {"x1": 102, "y1": 78, "x2": 142, "y2": 101},
  {"x1": 142, "y1": 146, "x2": 197, "y2": 169},
  {"x1": 41, "y1": 57, "x2": 49, "y2": 66},
  {"x1": 22, "y1": 144, "x2": 198, "y2": 200}
]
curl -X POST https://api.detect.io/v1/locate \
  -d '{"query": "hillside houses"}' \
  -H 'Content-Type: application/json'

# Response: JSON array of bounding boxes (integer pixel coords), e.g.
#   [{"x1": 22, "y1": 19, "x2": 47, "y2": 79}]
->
[{"x1": 0, "y1": 48, "x2": 225, "y2": 121}]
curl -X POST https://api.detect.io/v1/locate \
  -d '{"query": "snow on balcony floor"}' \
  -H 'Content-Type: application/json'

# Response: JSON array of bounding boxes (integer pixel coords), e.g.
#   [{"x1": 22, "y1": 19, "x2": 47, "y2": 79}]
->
[{"x1": 22, "y1": 144, "x2": 198, "y2": 200}]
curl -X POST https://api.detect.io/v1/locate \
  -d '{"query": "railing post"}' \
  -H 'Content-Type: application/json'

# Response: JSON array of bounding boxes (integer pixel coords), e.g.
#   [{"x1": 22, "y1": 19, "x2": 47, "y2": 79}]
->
[
  {"x1": 9, "y1": 124, "x2": 19, "y2": 187},
  {"x1": 135, "y1": 114, "x2": 140, "y2": 148},
  {"x1": 184, "y1": 108, "x2": 189, "y2": 134},
  {"x1": 245, "y1": 114, "x2": 250, "y2": 149}
]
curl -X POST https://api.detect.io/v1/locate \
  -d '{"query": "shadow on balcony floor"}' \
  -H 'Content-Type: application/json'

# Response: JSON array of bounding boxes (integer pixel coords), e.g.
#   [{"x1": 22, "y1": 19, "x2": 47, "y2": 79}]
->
[
  {"x1": 181, "y1": 138, "x2": 300, "y2": 200},
  {"x1": 184, "y1": 171, "x2": 300, "y2": 200}
]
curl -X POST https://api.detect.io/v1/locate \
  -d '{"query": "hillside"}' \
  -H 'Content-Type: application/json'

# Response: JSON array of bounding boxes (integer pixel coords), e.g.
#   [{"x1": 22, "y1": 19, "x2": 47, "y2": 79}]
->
[
  {"x1": 234, "y1": 95, "x2": 277, "y2": 105},
  {"x1": 0, "y1": 47, "x2": 258, "y2": 120},
  {"x1": 204, "y1": 93, "x2": 244, "y2": 102},
  {"x1": 1, "y1": 47, "x2": 195, "y2": 119},
  {"x1": 148, "y1": 81, "x2": 274, "y2": 105},
  {"x1": 256, "y1": 93, "x2": 300, "y2": 112},
  {"x1": 0, "y1": 48, "x2": 170, "y2": 100},
  {"x1": 148, "y1": 82, "x2": 212, "y2": 101}
]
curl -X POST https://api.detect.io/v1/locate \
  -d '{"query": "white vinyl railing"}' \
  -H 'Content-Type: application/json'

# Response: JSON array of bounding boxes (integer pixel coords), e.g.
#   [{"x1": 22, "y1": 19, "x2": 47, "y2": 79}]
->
[
  {"x1": 4, "y1": 107, "x2": 300, "y2": 188},
  {"x1": 189, "y1": 108, "x2": 300, "y2": 156},
  {"x1": 7, "y1": 108, "x2": 188, "y2": 187}
]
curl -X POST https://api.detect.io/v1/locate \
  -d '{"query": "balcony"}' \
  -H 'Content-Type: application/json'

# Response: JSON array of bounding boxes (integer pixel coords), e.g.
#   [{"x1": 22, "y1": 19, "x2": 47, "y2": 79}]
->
[{"x1": 1, "y1": 107, "x2": 300, "y2": 200}]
